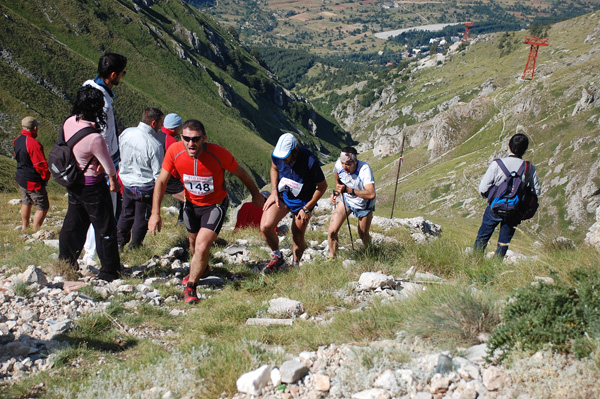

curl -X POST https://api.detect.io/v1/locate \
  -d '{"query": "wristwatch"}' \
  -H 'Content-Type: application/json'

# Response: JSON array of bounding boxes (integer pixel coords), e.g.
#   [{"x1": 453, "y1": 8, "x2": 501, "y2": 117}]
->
[
  {"x1": 303, "y1": 207, "x2": 313, "y2": 215},
  {"x1": 351, "y1": 188, "x2": 355, "y2": 196}
]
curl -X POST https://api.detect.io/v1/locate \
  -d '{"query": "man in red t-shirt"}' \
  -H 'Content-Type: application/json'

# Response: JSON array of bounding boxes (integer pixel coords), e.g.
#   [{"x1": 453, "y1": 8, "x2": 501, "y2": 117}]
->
[{"x1": 149, "y1": 119, "x2": 264, "y2": 304}]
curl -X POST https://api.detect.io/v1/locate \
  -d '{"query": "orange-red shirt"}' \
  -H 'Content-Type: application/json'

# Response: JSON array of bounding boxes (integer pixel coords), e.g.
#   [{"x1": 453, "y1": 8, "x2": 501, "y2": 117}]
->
[{"x1": 162, "y1": 142, "x2": 238, "y2": 206}]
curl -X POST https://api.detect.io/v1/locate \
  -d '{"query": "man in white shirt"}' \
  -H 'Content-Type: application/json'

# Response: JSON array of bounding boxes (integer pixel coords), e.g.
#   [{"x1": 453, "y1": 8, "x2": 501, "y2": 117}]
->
[
  {"x1": 328, "y1": 147, "x2": 376, "y2": 259},
  {"x1": 117, "y1": 108, "x2": 164, "y2": 249}
]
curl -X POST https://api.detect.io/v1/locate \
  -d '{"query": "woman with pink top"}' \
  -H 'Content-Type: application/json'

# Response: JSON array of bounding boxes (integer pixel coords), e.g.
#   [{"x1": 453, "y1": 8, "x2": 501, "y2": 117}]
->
[{"x1": 58, "y1": 86, "x2": 122, "y2": 282}]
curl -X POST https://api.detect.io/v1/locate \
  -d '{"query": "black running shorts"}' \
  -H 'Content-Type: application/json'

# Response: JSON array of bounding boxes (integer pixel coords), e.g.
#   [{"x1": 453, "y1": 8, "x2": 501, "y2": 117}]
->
[{"x1": 183, "y1": 196, "x2": 229, "y2": 234}]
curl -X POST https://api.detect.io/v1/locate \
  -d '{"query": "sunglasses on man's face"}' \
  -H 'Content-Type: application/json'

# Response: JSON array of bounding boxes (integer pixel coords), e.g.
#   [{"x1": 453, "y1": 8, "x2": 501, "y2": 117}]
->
[{"x1": 182, "y1": 135, "x2": 204, "y2": 143}]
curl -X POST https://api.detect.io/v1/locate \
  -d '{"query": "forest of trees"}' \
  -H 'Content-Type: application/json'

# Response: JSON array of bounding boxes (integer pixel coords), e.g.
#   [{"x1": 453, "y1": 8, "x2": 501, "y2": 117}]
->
[
  {"x1": 253, "y1": 47, "x2": 316, "y2": 89},
  {"x1": 255, "y1": 46, "x2": 404, "y2": 91}
]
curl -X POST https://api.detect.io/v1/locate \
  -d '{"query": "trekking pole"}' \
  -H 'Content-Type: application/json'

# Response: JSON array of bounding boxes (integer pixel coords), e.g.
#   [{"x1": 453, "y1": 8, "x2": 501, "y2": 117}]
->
[
  {"x1": 390, "y1": 134, "x2": 406, "y2": 219},
  {"x1": 337, "y1": 179, "x2": 355, "y2": 251},
  {"x1": 340, "y1": 192, "x2": 355, "y2": 251}
]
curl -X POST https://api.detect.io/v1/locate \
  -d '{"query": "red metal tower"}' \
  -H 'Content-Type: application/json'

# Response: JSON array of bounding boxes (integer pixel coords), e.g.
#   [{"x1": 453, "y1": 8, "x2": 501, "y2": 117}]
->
[
  {"x1": 522, "y1": 36, "x2": 549, "y2": 80},
  {"x1": 463, "y1": 21, "x2": 474, "y2": 42}
]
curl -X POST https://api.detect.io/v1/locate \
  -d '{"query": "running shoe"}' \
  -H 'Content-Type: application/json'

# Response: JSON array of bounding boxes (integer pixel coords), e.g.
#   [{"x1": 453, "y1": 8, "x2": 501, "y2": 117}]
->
[
  {"x1": 183, "y1": 284, "x2": 199, "y2": 304},
  {"x1": 181, "y1": 266, "x2": 212, "y2": 286},
  {"x1": 263, "y1": 254, "x2": 285, "y2": 274}
]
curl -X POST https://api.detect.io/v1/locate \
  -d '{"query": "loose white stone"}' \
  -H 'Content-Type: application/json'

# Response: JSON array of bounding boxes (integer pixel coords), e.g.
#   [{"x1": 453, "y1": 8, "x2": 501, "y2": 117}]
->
[
  {"x1": 351, "y1": 388, "x2": 391, "y2": 399},
  {"x1": 374, "y1": 369, "x2": 397, "y2": 390},
  {"x1": 414, "y1": 392, "x2": 433, "y2": 399},
  {"x1": 464, "y1": 343, "x2": 487, "y2": 364},
  {"x1": 245, "y1": 318, "x2": 293, "y2": 326},
  {"x1": 270, "y1": 367, "x2": 281, "y2": 387},
  {"x1": 429, "y1": 373, "x2": 451, "y2": 394},
  {"x1": 280, "y1": 360, "x2": 308, "y2": 384},
  {"x1": 451, "y1": 380, "x2": 477, "y2": 399},
  {"x1": 299, "y1": 351, "x2": 317, "y2": 365},
  {"x1": 236, "y1": 365, "x2": 271, "y2": 395},
  {"x1": 482, "y1": 366, "x2": 508, "y2": 391},
  {"x1": 396, "y1": 369, "x2": 414, "y2": 386},
  {"x1": 268, "y1": 297, "x2": 304, "y2": 317},
  {"x1": 357, "y1": 272, "x2": 395, "y2": 290},
  {"x1": 453, "y1": 357, "x2": 480, "y2": 381},
  {"x1": 314, "y1": 374, "x2": 331, "y2": 392}
]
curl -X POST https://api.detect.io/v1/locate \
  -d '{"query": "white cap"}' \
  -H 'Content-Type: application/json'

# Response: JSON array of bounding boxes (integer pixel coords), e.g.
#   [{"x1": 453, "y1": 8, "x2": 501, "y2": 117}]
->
[{"x1": 272, "y1": 133, "x2": 297, "y2": 159}]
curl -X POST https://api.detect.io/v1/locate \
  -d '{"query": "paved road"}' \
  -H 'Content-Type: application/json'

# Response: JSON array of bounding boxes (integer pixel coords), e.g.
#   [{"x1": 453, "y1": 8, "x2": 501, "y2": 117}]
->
[{"x1": 375, "y1": 23, "x2": 462, "y2": 39}]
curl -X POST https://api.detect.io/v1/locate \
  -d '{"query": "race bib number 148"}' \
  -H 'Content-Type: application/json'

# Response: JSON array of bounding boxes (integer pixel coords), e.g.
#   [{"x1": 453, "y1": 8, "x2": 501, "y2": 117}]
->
[{"x1": 183, "y1": 174, "x2": 214, "y2": 196}]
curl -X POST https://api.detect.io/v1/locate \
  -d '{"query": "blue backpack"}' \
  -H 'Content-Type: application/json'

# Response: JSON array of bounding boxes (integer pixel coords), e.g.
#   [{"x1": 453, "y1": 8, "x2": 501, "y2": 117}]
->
[{"x1": 487, "y1": 159, "x2": 538, "y2": 220}]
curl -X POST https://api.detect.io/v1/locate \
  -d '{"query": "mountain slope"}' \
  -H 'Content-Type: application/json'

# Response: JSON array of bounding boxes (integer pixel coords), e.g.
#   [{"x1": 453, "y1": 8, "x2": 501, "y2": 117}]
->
[
  {"x1": 330, "y1": 12, "x2": 600, "y2": 244},
  {"x1": 0, "y1": 0, "x2": 348, "y2": 200}
]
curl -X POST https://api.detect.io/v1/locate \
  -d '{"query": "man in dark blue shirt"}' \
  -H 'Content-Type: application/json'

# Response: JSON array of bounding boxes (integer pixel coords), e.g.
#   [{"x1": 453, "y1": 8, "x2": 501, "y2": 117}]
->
[{"x1": 260, "y1": 133, "x2": 327, "y2": 272}]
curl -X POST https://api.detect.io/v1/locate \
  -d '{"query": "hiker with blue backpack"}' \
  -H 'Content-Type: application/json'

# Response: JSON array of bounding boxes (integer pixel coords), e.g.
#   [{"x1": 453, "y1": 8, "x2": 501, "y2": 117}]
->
[{"x1": 474, "y1": 133, "x2": 541, "y2": 258}]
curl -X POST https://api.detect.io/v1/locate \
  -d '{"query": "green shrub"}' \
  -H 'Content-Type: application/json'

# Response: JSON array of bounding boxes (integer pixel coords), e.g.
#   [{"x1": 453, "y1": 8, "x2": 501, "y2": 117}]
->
[{"x1": 488, "y1": 268, "x2": 600, "y2": 361}]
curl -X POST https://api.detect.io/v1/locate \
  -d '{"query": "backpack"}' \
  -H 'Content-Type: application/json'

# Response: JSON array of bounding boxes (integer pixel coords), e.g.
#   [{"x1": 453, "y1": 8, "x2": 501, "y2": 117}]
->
[
  {"x1": 48, "y1": 125, "x2": 97, "y2": 188},
  {"x1": 517, "y1": 161, "x2": 539, "y2": 220},
  {"x1": 487, "y1": 159, "x2": 538, "y2": 220}
]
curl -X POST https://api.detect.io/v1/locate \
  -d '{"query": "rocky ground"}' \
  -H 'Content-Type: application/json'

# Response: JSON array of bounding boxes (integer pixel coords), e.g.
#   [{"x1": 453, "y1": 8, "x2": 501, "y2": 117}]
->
[
  {"x1": 1, "y1": 198, "x2": 599, "y2": 398},
  {"x1": 232, "y1": 336, "x2": 600, "y2": 399}
]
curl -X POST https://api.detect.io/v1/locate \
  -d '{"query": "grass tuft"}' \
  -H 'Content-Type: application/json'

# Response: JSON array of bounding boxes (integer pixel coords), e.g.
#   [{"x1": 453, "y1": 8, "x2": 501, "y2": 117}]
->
[
  {"x1": 12, "y1": 281, "x2": 34, "y2": 298},
  {"x1": 396, "y1": 284, "x2": 501, "y2": 349},
  {"x1": 46, "y1": 258, "x2": 79, "y2": 281},
  {"x1": 79, "y1": 285, "x2": 105, "y2": 302}
]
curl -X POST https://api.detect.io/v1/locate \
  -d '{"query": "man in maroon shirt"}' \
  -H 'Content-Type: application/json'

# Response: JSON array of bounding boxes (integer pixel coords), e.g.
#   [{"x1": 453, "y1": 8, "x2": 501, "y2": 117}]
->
[{"x1": 13, "y1": 116, "x2": 50, "y2": 230}]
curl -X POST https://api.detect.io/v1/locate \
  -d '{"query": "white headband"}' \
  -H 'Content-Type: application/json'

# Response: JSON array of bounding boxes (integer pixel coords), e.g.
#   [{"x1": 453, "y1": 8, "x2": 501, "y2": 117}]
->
[{"x1": 340, "y1": 152, "x2": 357, "y2": 163}]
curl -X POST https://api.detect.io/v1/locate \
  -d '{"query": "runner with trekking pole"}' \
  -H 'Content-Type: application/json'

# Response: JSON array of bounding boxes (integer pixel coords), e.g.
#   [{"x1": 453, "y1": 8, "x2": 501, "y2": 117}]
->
[{"x1": 328, "y1": 147, "x2": 376, "y2": 259}]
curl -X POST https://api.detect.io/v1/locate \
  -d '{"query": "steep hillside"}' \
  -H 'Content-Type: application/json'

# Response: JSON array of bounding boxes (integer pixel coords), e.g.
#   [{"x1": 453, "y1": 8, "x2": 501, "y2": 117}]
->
[
  {"x1": 331, "y1": 12, "x2": 600, "y2": 243},
  {"x1": 0, "y1": 0, "x2": 348, "y2": 201}
]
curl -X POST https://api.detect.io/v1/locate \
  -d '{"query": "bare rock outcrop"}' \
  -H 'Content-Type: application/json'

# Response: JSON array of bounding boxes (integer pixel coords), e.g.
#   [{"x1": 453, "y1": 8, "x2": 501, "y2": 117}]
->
[{"x1": 585, "y1": 205, "x2": 600, "y2": 248}]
